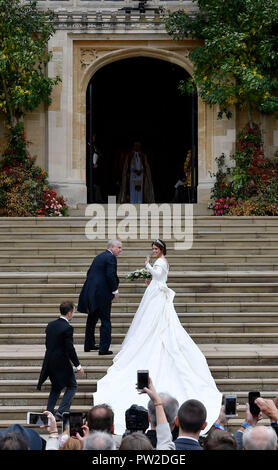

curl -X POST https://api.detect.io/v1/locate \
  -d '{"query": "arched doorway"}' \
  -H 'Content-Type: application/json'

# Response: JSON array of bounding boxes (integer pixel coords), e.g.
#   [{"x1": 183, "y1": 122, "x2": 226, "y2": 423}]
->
[{"x1": 86, "y1": 56, "x2": 197, "y2": 203}]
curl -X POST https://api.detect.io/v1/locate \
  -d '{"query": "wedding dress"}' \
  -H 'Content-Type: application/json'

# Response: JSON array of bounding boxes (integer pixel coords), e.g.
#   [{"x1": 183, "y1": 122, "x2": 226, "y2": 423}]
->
[{"x1": 93, "y1": 257, "x2": 222, "y2": 435}]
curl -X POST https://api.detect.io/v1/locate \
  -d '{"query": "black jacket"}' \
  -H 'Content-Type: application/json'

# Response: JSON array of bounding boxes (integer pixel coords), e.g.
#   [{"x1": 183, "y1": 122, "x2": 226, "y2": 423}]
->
[
  {"x1": 37, "y1": 318, "x2": 80, "y2": 392},
  {"x1": 77, "y1": 250, "x2": 119, "y2": 314},
  {"x1": 174, "y1": 437, "x2": 203, "y2": 450}
]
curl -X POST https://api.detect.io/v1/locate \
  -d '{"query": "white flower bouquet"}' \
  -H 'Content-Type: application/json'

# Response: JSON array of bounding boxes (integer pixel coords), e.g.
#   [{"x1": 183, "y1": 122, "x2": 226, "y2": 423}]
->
[{"x1": 126, "y1": 268, "x2": 152, "y2": 281}]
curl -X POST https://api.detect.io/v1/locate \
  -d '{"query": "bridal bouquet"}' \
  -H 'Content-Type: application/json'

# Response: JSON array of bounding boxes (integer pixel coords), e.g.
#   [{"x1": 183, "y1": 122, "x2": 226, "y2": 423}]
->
[{"x1": 126, "y1": 268, "x2": 152, "y2": 281}]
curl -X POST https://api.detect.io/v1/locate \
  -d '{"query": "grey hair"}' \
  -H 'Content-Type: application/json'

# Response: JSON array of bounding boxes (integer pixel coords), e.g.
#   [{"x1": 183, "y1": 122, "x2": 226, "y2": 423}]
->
[
  {"x1": 243, "y1": 425, "x2": 277, "y2": 450},
  {"x1": 148, "y1": 393, "x2": 179, "y2": 427},
  {"x1": 107, "y1": 240, "x2": 120, "y2": 249},
  {"x1": 83, "y1": 431, "x2": 116, "y2": 450}
]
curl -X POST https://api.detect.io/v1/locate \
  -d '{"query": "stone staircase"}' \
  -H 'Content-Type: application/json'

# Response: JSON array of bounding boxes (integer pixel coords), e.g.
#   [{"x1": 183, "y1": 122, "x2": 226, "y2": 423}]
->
[{"x1": 0, "y1": 211, "x2": 278, "y2": 434}]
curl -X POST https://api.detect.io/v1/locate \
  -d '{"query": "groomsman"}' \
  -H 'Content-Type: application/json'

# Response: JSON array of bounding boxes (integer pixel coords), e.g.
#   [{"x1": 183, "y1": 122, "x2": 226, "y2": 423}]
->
[
  {"x1": 37, "y1": 301, "x2": 84, "y2": 420},
  {"x1": 78, "y1": 240, "x2": 122, "y2": 355}
]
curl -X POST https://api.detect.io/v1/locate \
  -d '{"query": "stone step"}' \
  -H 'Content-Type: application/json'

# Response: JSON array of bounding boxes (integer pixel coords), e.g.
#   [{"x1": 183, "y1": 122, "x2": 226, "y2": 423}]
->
[
  {"x1": 2, "y1": 302, "x2": 278, "y2": 313},
  {"x1": 0, "y1": 377, "x2": 277, "y2": 394},
  {"x1": 2, "y1": 271, "x2": 278, "y2": 284},
  {"x1": 1, "y1": 231, "x2": 278, "y2": 240},
  {"x1": 2, "y1": 331, "x2": 278, "y2": 344},
  {"x1": 0, "y1": 292, "x2": 278, "y2": 304},
  {"x1": 3, "y1": 263, "x2": 278, "y2": 272},
  {"x1": 1, "y1": 322, "x2": 278, "y2": 335},
  {"x1": 2, "y1": 282, "x2": 278, "y2": 294},
  {"x1": 1, "y1": 365, "x2": 278, "y2": 381},
  {"x1": 0, "y1": 403, "x2": 257, "y2": 422}
]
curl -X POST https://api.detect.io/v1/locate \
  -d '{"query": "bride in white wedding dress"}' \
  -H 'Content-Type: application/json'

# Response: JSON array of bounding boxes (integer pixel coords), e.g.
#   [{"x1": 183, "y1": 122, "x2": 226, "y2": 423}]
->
[{"x1": 93, "y1": 239, "x2": 222, "y2": 435}]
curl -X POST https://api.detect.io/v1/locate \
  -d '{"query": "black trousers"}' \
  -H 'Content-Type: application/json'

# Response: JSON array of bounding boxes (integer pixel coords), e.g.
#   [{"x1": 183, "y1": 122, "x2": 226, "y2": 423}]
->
[
  {"x1": 47, "y1": 374, "x2": 77, "y2": 416},
  {"x1": 84, "y1": 307, "x2": 111, "y2": 352}
]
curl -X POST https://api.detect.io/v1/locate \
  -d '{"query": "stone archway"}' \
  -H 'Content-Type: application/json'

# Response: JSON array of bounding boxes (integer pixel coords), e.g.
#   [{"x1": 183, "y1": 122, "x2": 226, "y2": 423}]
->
[{"x1": 66, "y1": 39, "x2": 236, "y2": 205}]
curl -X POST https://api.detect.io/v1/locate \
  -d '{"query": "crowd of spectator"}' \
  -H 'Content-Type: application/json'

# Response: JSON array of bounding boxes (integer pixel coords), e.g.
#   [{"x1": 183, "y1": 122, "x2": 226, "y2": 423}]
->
[{"x1": 0, "y1": 377, "x2": 278, "y2": 451}]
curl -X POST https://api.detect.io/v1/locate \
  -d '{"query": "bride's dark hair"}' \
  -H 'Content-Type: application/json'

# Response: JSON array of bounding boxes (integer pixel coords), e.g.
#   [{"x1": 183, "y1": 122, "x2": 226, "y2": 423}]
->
[{"x1": 152, "y1": 239, "x2": 167, "y2": 255}]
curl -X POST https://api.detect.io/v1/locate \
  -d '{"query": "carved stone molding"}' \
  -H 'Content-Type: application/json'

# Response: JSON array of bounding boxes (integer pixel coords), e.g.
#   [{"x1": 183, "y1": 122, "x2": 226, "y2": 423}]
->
[{"x1": 80, "y1": 49, "x2": 99, "y2": 68}]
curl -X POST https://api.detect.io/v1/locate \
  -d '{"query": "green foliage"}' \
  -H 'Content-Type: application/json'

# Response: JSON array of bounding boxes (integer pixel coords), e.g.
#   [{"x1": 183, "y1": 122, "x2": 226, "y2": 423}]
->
[
  {"x1": 209, "y1": 125, "x2": 278, "y2": 215},
  {"x1": 165, "y1": 0, "x2": 278, "y2": 123},
  {"x1": 0, "y1": 0, "x2": 61, "y2": 125}
]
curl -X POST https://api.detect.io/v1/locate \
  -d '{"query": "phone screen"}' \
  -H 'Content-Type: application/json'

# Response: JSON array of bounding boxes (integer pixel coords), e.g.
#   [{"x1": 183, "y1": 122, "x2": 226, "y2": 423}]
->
[
  {"x1": 249, "y1": 391, "x2": 261, "y2": 416},
  {"x1": 137, "y1": 370, "x2": 149, "y2": 391},
  {"x1": 225, "y1": 396, "x2": 236, "y2": 416},
  {"x1": 28, "y1": 413, "x2": 49, "y2": 426},
  {"x1": 69, "y1": 412, "x2": 84, "y2": 437}
]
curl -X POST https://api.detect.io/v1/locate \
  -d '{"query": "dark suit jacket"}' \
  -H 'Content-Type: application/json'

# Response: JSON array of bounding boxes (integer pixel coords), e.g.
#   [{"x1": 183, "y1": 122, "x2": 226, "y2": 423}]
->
[
  {"x1": 77, "y1": 250, "x2": 119, "y2": 314},
  {"x1": 37, "y1": 318, "x2": 80, "y2": 392},
  {"x1": 174, "y1": 437, "x2": 203, "y2": 450}
]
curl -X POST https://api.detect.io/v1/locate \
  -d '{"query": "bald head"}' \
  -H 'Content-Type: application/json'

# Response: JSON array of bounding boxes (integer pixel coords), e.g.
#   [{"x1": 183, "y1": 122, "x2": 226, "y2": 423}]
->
[
  {"x1": 243, "y1": 425, "x2": 277, "y2": 450},
  {"x1": 87, "y1": 404, "x2": 114, "y2": 433}
]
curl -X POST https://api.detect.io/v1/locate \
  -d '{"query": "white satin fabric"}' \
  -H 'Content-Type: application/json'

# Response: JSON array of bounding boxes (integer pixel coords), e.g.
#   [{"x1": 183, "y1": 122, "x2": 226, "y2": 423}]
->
[{"x1": 93, "y1": 257, "x2": 222, "y2": 435}]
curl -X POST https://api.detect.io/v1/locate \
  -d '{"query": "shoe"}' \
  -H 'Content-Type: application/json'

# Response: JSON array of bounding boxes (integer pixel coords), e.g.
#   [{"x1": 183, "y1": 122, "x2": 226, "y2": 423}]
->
[
  {"x1": 54, "y1": 412, "x2": 63, "y2": 422},
  {"x1": 84, "y1": 344, "x2": 99, "y2": 352},
  {"x1": 98, "y1": 350, "x2": 113, "y2": 355}
]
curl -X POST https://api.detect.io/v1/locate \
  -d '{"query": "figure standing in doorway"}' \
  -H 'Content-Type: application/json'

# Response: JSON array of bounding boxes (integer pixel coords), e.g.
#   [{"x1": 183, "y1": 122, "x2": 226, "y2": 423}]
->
[{"x1": 117, "y1": 141, "x2": 155, "y2": 203}]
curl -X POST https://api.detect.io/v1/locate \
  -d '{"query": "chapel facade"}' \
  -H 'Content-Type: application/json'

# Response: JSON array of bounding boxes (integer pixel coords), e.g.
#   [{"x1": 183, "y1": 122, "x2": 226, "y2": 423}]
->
[{"x1": 2, "y1": 0, "x2": 278, "y2": 207}]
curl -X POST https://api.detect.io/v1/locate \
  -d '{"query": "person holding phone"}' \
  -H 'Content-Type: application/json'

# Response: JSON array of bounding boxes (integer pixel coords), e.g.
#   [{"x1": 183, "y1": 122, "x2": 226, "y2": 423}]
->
[
  {"x1": 37, "y1": 301, "x2": 84, "y2": 420},
  {"x1": 77, "y1": 240, "x2": 122, "y2": 354}
]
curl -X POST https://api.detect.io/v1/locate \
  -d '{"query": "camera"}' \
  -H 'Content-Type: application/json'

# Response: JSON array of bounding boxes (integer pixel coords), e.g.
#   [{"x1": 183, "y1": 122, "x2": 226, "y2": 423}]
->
[
  {"x1": 224, "y1": 394, "x2": 237, "y2": 417},
  {"x1": 26, "y1": 412, "x2": 50, "y2": 426},
  {"x1": 123, "y1": 404, "x2": 149, "y2": 437},
  {"x1": 137, "y1": 370, "x2": 149, "y2": 392},
  {"x1": 248, "y1": 391, "x2": 261, "y2": 416}
]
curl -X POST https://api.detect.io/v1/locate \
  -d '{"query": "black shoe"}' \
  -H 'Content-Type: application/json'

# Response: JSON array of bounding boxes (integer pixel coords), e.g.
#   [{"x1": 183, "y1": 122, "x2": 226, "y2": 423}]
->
[
  {"x1": 54, "y1": 412, "x2": 63, "y2": 422},
  {"x1": 84, "y1": 344, "x2": 99, "y2": 352},
  {"x1": 98, "y1": 350, "x2": 113, "y2": 355}
]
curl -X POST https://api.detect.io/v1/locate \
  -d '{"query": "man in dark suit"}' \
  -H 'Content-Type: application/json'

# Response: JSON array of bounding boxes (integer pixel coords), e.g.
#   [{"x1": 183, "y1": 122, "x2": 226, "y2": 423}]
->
[
  {"x1": 77, "y1": 240, "x2": 122, "y2": 355},
  {"x1": 174, "y1": 399, "x2": 207, "y2": 450},
  {"x1": 37, "y1": 301, "x2": 84, "y2": 420}
]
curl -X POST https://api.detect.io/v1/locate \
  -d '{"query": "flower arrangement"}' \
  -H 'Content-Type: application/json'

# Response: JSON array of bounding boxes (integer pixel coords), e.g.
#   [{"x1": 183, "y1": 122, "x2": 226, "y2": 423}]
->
[
  {"x1": 126, "y1": 268, "x2": 152, "y2": 281},
  {"x1": 0, "y1": 125, "x2": 68, "y2": 217}
]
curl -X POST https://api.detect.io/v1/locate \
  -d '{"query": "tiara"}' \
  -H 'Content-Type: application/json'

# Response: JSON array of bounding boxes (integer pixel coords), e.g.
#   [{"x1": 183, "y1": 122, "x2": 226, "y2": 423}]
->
[{"x1": 154, "y1": 239, "x2": 164, "y2": 247}]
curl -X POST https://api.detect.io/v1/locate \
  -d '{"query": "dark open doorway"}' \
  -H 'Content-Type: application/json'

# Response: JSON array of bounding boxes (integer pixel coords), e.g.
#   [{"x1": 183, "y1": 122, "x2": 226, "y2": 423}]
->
[{"x1": 86, "y1": 57, "x2": 197, "y2": 203}]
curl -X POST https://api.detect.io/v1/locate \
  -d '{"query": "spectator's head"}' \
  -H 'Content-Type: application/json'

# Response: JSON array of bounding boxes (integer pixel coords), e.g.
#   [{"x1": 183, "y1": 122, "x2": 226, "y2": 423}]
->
[
  {"x1": 203, "y1": 429, "x2": 237, "y2": 450},
  {"x1": 243, "y1": 425, "x2": 277, "y2": 450},
  {"x1": 60, "y1": 301, "x2": 75, "y2": 321},
  {"x1": 148, "y1": 393, "x2": 179, "y2": 430},
  {"x1": 119, "y1": 432, "x2": 154, "y2": 450},
  {"x1": 0, "y1": 432, "x2": 29, "y2": 450},
  {"x1": 87, "y1": 404, "x2": 114, "y2": 434},
  {"x1": 0, "y1": 424, "x2": 43, "y2": 450},
  {"x1": 175, "y1": 399, "x2": 207, "y2": 436},
  {"x1": 83, "y1": 431, "x2": 116, "y2": 450}
]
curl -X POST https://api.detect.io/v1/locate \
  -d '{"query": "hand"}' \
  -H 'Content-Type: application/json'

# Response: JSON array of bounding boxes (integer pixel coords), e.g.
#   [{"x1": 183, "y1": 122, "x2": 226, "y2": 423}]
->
[
  {"x1": 255, "y1": 397, "x2": 278, "y2": 421},
  {"x1": 114, "y1": 293, "x2": 120, "y2": 299},
  {"x1": 145, "y1": 256, "x2": 150, "y2": 266},
  {"x1": 145, "y1": 279, "x2": 151, "y2": 286},
  {"x1": 40, "y1": 411, "x2": 58, "y2": 434},
  {"x1": 73, "y1": 424, "x2": 90, "y2": 449},
  {"x1": 77, "y1": 368, "x2": 85, "y2": 376},
  {"x1": 244, "y1": 403, "x2": 263, "y2": 426}
]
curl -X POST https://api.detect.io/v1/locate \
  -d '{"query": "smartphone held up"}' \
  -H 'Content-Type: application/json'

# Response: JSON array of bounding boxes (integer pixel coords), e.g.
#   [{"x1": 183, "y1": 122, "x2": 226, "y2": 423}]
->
[
  {"x1": 224, "y1": 394, "x2": 237, "y2": 418},
  {"x1": 137, "y1": 370, "x2": 149, "y2": 392}
]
